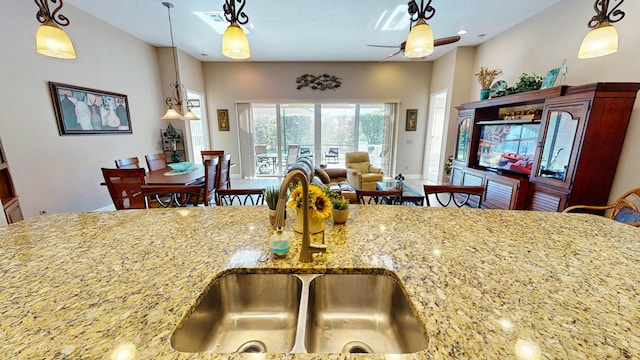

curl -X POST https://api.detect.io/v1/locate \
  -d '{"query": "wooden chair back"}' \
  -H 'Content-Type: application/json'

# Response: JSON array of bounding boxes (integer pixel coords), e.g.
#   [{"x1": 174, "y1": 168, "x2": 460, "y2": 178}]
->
[
  {"x1": 423, "y1": 185, "x2": 484, "y2": 208},
  {"x1": 201, "y1": 150, "x2": 225, "y2": 163},
  {"x1": 564, "y1": 187, "x2": 640, "y2": 226},
  {"x1": 141, "y1": 185, "x2": 202, "y2": 208},
  {"x1": 115, "y1": 157, "x2": 140, "y2": 169},
  {"x1": 216, "y1": 188, "x2": 265, "y2": 206},
  {"x1": 101, "y1": 168, "x2": 146, "y2": 210},
  {"x1": 203, "y1": 157, "x2": 219, "y2": 206},
  {"x1": 145, "y1": 153, "x2": 167, "y2": 172},
  {"x1": 356, "y1": 189, "x2": 402, "y2": 205},
  {"x1": 218, "y1": 153, "x2": 232, "y2": 189}
]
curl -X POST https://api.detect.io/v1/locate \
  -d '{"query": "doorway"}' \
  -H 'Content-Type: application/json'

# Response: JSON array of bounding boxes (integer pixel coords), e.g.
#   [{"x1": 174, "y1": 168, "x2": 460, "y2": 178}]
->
[{"x1": 425, "y1": 90, "x2": 447, "y2": 183}]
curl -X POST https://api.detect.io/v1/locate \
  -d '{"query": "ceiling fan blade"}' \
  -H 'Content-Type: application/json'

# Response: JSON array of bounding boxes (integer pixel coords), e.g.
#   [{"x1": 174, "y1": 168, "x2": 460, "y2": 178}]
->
[
  {"x1": 381, "y1": 49, "x2": 403, "y2": 61},
  {"x1": 434, "y1": 35, "x2": 461, "y2": 47},
  {"x1": 367, "y1": 44, "x2": 400, "y2": 48}
]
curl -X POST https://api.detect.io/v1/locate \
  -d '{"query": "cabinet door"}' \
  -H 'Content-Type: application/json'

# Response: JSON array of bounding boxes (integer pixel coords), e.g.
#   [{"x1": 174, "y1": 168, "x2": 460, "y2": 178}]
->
[
  {"x1": 454, "y1": 111, "x2": 473, "y2": 165},
  {"x1": 5, "y1": 199, "x2": 23, "y2": 224},
  {"x1": 483, "y1": 174, "x2": 527, "y2": 210},
  {"x1": 527, "y1": 184, "x2": 568, "y2": 212},
  {"x1": 530, "y1": 102, "x2": 588, "y2": 189}
]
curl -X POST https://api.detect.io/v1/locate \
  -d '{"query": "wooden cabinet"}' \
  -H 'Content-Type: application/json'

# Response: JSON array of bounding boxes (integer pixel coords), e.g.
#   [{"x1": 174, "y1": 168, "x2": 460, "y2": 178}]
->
[
  {"x1": 0, "y1": 138, "x2": 23, "y2": 224},
  {"x1": 454, "y1": 82, "x2": 640, "y2": 211}
]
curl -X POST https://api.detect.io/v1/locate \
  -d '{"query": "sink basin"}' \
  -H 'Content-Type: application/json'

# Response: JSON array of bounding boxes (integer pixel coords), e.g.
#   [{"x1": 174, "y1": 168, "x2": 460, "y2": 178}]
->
[
  {"x1": 171, "y1": 272, "x2": 428, "y2": 354},
  {"x1": 171, "y1": 273, "x2": 302, "y2": 353},
  {"x1": 304, "y1": 274, "x2": 428, "y2": 354}
]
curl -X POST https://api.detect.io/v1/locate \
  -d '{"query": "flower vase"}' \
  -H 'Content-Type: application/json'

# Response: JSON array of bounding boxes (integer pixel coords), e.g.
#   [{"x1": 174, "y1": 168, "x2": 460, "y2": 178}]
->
[
  {"x1": 480, "y1": 88, "x2": 490, "y2": 100},
  {"x1": 293, "y1": 208, "x2": 325, "y2": 234},
  {"x1": 332, "y1": 208, "x2": 349, "y2": 225}
]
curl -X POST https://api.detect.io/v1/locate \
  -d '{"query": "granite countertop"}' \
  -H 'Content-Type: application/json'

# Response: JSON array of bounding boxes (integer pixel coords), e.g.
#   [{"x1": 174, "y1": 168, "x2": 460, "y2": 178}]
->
[{"x1": 1, "y1": 205, "x2": 638, "y2": 359}]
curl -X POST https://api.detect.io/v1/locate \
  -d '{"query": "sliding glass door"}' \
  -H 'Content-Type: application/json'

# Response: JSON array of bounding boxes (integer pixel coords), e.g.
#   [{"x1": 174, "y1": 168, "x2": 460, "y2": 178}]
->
[{"x1": 249, "y1": 102, "x2": 395, "y2": 177}]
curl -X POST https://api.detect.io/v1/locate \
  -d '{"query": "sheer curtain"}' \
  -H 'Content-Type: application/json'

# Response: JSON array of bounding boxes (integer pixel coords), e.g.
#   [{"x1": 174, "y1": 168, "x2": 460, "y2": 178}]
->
[
  {"x1": 236, "y1": 103, "x2": 255, "y2": 178},
  {"x1": 383, "y1": 103, "x2": 398, "y2": 176}
]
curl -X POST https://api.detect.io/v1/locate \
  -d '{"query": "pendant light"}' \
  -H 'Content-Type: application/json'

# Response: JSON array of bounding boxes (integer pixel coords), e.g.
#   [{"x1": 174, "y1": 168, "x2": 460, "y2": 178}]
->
[
  {"x1": 405, "y1": 0, "x2": 435, "y2": 58},
  {"x1": 578, "y1": 0, "x2": 625, "y2": 59},
  {"x1": 35, "y1": 0, "x2": 76, "y2": 59},
  {"x1": 222, "y1": 0, "x2": 250, "y2": 60},
  {"x1": 161, "y1": 2, "x2": 199, "y2": 120}
]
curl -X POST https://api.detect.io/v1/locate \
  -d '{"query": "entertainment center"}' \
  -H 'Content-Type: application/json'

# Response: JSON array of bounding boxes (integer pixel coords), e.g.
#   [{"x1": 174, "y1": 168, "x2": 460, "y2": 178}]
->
[{"x1": 452, "y1": 82, "x2": 640, "y2": 211}]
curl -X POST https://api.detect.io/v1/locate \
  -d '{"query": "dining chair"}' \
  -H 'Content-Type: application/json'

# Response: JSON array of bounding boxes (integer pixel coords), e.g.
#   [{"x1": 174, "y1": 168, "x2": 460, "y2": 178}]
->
[
  {"x1": 563, "y1": 187, "x2": 640, "y2": 227},
  {"x1": 216, "y1": 188, "x2": 265, "y2": 206},
  {"x1": 145, "y1": 153, "x2": 168, "y2": 172},
  {"x1": 115, "y1": 157, "x2": 140, "y2": 169},
  {"x1": 285, "y1": 145, "x2": 299, "y2": 170},
  {"x1": 255, "y1": 145, "x2": 270, "y2": 174},
  {"x1": 201, "y1": 150, "x2": 225, "y2": 163},
  {"x1": 141, "y1": 185, "x2": 202, "y2": 208},
  {"x1": 356, "y1": 189, "x2": 402, "y2": 205},
  {"x1": 423, "y1": 185, "x2": 485, "y2": 208},
  {"x1": 101, "y1": 168, "x2": 147, "y2": 209},
  {"x1": 218, "y1": 153, "x2": 232, "y2": 189},
  {"x1": 202, "y1": 157, "x2": 219, "y2": 206}
]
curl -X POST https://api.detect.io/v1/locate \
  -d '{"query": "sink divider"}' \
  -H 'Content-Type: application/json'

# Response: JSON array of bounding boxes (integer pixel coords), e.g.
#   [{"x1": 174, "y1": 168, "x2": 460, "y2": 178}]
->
[{"x1": 290, "y1": 273, "x2": 322, "y2": 354}]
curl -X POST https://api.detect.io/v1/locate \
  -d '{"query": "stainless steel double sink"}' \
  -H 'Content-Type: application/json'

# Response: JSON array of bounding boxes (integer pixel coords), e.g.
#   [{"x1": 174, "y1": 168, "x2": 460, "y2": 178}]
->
[{"x1": 171, "y1": 272, "x2": 428, "y2": 354}]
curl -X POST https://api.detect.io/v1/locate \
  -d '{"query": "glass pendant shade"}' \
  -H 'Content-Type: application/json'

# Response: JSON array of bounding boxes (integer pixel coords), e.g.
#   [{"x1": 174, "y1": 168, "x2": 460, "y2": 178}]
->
[
  {"x1": 405, "y1": 19, "x2": 434, "y2": 58},
  {"x1": 182, "y1": 109, "x2": 200, "y2": 120},
  {"x1": 161, "y1": 108, "x2": 183, "y2": 120},
  {"x1": 36, "y1": 22, "x2": 76, "y2": 59},
  {"x1": 222, "y1": 23, "x2": 250, "y2": 60},
  {"x1": 578, "y1": 23, "x2": 619, "y2": 59}
]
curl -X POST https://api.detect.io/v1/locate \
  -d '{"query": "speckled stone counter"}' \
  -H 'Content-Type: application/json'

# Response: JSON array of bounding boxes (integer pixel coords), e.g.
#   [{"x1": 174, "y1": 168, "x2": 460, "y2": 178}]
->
[{"x1": 1, "y1": 206, "x2": 639, "y2": 359}]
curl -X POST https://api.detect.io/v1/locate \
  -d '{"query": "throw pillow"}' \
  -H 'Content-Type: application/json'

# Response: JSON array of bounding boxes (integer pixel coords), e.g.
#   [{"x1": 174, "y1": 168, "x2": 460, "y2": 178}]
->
[{"x1": 613, "y1": 207, "x2": 640, "y2": 224}]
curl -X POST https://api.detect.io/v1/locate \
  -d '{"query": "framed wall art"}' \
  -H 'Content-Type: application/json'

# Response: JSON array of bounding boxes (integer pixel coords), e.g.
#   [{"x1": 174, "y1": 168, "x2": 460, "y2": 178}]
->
[
  {"x1": 217, "y1": 109, "x2": 230, "y2": 131},
  {"x1": 48, "y1": 82, "x2": 132, "y2": 135},
  {"x1": 406, "y1": 109, "x2": 418, "y2": 131}
]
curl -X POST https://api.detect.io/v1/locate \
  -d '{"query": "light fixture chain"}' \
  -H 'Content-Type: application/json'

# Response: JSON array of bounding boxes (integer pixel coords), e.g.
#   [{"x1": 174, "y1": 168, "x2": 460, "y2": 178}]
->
[
  {"x1": 588, "y1": 0, "x2": 625, "y2": 28},
  {"x1": 224, "y1": 0, "x2": 249, "y2": 25},
  {"x1": 35, "y1": 0, "x2": 70, "y2": 27}
]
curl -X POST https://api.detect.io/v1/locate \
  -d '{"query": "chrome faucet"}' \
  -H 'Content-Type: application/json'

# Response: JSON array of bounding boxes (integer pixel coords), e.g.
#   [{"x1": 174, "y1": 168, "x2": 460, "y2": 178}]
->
[{"x1": 274, "y1": 169, "x2": 326, "y2": 263}]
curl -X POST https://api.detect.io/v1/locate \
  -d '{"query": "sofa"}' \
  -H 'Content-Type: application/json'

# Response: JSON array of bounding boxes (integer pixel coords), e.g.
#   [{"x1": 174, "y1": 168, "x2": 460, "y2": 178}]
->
[
  {"x1": 345, "y1": 151, "x2": 383, "y2": 190},
  {"x1": 287, "y1": 157, "x2": 357, "y2": 203}
]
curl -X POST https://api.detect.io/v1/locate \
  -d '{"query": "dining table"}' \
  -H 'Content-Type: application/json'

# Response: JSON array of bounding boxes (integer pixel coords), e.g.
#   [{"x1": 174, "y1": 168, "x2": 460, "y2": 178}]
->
[{"x1": 146, "y1": 164, "x2": 205, "y2": 185}]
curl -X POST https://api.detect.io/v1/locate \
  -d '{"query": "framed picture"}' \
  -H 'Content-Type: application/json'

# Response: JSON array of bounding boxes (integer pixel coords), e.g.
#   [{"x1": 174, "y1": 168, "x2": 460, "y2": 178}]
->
[
  {"x1": 48, "y1": 82, "x2": 132, "y2": 135},
  {"x1": 217, "y1": 109, "x2": 230, "y2": 131},
  {"x1": 406, "y1": 109, "x2": 418, "y2": 131}
]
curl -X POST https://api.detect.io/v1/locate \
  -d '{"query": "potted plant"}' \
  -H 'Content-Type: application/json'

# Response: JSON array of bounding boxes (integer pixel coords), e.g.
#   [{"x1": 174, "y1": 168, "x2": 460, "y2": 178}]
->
[
  {"x1": 331, "y1": 196, "x2": 350, "y2": 224},
  {"x1": 263, "y1": 186, "x2": 280, "y2": 227},
  {"x1": 444, "y1": 155, "x2": 453, "y2": 178},
  {"x1": 475, "y1": 67, "x2": 503, "y2": 100}
]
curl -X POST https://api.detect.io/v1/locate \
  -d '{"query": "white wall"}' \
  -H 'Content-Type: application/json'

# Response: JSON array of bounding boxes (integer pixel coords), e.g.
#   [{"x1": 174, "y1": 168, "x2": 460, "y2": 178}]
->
[
  {"x1": 471, "y1": 0, "x2": 640, "y2": 202},
  {"x1": 202, "y1": 61, "x2": 432, "y2": 176},
  {"x1": 1, "y1": 2, "x2": 165, "y2": 217}
]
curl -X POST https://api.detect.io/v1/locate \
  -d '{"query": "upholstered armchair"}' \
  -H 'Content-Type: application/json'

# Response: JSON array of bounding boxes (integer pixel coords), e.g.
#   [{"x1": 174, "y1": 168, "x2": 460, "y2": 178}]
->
[{"x1": 345, "y1": 151, "x2": 383, "y2": 190}]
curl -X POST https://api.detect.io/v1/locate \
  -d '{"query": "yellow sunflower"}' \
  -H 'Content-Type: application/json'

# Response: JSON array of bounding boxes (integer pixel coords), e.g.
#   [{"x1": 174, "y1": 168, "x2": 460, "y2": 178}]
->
[{"x1": 311, "y1": 191, "x2": 332, "y2": 219}]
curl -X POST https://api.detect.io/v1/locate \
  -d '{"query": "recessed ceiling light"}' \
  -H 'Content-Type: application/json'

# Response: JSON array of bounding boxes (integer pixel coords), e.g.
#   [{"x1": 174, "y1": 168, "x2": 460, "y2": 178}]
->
[{"x1": 457, "y1": 29, "x2": 468, "y2": 35}]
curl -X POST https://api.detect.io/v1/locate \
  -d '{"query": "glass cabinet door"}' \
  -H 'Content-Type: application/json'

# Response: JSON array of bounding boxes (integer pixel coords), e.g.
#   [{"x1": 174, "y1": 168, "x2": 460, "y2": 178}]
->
[
  {"x1": 454, "y1": 113, "x2": 472, "y2": 164},
  {"x1": 532, "y1": 103, "x2": 586, "y2": 188}
]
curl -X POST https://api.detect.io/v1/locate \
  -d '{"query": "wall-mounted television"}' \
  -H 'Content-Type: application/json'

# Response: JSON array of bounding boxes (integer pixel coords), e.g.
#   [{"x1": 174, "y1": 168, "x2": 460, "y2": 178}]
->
[{"x1": 477, "y1": 122, "x2": 540, "y2": 175}]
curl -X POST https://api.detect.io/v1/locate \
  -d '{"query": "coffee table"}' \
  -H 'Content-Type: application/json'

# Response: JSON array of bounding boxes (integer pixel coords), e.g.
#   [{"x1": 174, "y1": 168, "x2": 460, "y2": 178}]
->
[{"x1": 376, "y1": 181, "x2": 424, "y2": 206}]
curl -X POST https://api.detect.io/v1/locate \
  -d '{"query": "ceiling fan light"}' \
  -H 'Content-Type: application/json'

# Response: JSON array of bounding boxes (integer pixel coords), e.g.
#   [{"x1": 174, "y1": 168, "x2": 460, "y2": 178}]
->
[
  {"x1": 36, "y1": 22, "x2": 76, "y2": 59},
  {"x1": 222, "y1": 23, "x2": 250, "y2": 60},
  {"x1": 578, "y1": 23, "x2": 618, "y2": 59},
  {"x1": 161, "y1": 108, "x2": 183, "y2": 120},
  {"x1": 405, "y1": 19, "x2": 434, "y2": 58}
]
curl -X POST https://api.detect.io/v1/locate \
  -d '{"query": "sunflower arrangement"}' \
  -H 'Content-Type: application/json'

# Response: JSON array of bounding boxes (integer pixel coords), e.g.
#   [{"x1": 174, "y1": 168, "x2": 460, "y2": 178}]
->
[{"x1": 287, "y1": 183, "x2": 332, "y2": 220}]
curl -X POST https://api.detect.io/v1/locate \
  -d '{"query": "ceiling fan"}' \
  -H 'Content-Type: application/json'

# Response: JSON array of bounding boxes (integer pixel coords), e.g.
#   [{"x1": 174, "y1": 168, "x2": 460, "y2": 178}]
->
[
  {"x1": 369, "y1": 0, "x2": 461, "y2": 60},
  {"x1": 368, "y1": 35, "x2": 461, "y2": 61}
]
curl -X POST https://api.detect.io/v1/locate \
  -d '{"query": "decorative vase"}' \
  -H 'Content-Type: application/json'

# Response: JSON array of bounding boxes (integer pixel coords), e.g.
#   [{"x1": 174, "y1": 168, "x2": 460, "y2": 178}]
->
[
  {"x1": 332, "y1": 208, "x2": 349, "y2": 225},
  {"x1": 293, "y1": 208, "x2": 325, "y2": 234},
  {"x1": 480, "y1": 88, "x2": 490, "y2": 100}
]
